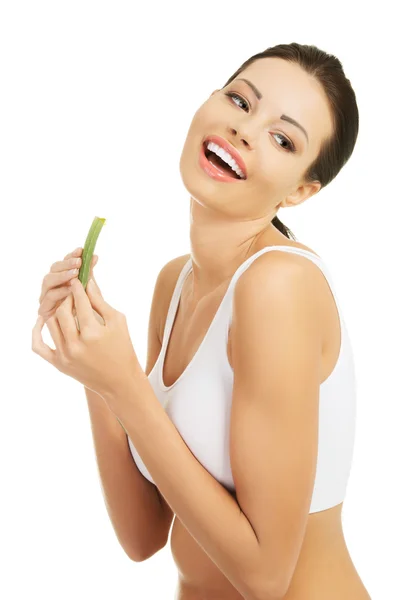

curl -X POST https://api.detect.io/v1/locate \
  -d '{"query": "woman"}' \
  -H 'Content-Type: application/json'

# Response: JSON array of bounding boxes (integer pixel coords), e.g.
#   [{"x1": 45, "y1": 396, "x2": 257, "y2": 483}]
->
[
  {"x1": 128, "y1": 42, "x2": 369, "y2": 599},
  {"x1": 36, "y1": 42, "x2": 371, "y2": 599}
]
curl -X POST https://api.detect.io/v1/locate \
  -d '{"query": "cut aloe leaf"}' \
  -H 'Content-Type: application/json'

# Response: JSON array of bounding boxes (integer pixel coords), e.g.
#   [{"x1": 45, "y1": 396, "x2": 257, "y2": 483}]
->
[{"x1": 78, "y1": 217, "x2": 106, "y2": 291}]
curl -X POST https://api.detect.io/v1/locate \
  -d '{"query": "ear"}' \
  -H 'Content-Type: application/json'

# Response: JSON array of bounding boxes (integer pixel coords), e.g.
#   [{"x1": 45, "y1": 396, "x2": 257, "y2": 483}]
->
[{"x1": 279, "y1": 180, "x2": 322, "y2": 209}]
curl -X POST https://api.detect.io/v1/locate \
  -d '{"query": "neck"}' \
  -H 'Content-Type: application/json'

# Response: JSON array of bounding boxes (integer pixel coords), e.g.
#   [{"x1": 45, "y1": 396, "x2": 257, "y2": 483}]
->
[{"x1": 187, "y1": 198, "x2": 284, "y2": 304}]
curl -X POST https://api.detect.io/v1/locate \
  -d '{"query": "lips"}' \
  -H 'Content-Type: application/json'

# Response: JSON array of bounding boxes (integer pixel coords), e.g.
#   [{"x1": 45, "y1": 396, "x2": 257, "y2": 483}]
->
[{"x1": 203, "y1": 134, "x2": 247, "y2": 179}]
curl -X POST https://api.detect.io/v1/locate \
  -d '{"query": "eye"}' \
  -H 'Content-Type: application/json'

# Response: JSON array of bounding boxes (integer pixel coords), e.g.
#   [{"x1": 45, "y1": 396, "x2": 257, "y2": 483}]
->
[
  {"x1": 272, "y1": 132, "x2": 296, "y2": 153},
  {"x1": 225, "y1": 91, "x2": 297, "y2": 153},
  {"x1": 225, "y1": 91, "x2": 250, "y2": 112}
]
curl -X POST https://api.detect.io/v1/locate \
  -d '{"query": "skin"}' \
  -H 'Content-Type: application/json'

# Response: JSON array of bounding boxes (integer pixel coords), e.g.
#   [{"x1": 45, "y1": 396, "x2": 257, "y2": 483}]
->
[{"x1": 159, "y1": 57, "x2": 371, "y2": 598}]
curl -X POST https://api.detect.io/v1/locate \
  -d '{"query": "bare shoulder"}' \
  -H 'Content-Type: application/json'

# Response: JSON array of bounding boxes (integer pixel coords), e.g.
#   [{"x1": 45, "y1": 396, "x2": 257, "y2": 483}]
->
[
  {"x1": 228, "y1": 242, "x2": 327, "y2": 361},
  {"x1": 243, "y1": 241, "x2": 322, "y2": 281},
  {"x1": 155, "y1": 253, "x2": 191, "y2": 341},
  {"x1": 254, "y1": 241, "x2": 333, "y2": 312},
  {"x1": 267, "y1": 238, "x2": 322, "y2": 260},
  {"x1": 156, "y1": 253, "x2": 191, "y2": 306},
  {"x1": 157, "y1": 253, "x2": 191, "y2": 288},
  {"x1": 249, "y1": 238, "x2": 327, "y2": 288},
  {"x1": 235, "y1": 247, "x2": 321, "y2": 299}
]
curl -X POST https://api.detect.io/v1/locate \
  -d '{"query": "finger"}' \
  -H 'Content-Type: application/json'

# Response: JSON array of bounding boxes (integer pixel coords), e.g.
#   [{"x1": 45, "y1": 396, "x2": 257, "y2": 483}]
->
[
  {"x1": 41, "y1": 253, "x2": 95, "y2": 301},
  {"x1": 46, "y1": 314, "x2": 67, "y2": 351},
  {"x1": 41, "y1": 249, "x2": 82, "y2": 295},
  {"x1": 32, "y1": 315, "x2": 57, "y2": 365},
  {"x1": 38, "y1": 285, "x2": 72, "y2": 319},
  {"x1": 69, "y1": 277, "x2": 99, "y2": 331},
  {"x1": 49, "y1": 258, "x2": 81, "y2": 275},
  {"x1": 48, "y1": 252, "x2": 82, "y2": 275},
  {"x1": 89, "y1": 255, "x2": 98, "y2": 279},
  {"x1": 88, "y1": 275, "x2": 102, "y2": 297},
  {"x1": 39, "y1": 251, "x2": 96, "y2": 305},
  {"x1": 68, "y1": 254, "x2": 97, "y2": 287},
  {"x1": 84, "y1": 277, "x2": 114, "y2": 327},
  {"x1": 63, "y1": 247, "x2": 83, "y2": 261},
  {"x1": 55, "y1": 292, "x2": 80, "y2": 343},
  {"x1": 86, "y1": 271, "x2": 101, "y2": 297},
  {"x1": 38, "y1": 249, "x2": 83, "y2": 306},
  {"x1": 39, "y1": 268, "x2": 79, "y2": 303}
]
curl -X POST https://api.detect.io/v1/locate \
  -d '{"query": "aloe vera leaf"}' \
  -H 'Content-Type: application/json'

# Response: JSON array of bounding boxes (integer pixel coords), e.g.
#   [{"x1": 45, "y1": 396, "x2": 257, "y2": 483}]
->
[{"x1": 78, "y1": 217, "x2": 106, "y2": 291}]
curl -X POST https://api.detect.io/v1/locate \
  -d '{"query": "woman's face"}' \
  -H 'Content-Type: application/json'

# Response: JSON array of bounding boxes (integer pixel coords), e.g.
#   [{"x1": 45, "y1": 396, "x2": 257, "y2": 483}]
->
[{"x1": 179, "y1": 57, "x2": 334, "y2": 220}]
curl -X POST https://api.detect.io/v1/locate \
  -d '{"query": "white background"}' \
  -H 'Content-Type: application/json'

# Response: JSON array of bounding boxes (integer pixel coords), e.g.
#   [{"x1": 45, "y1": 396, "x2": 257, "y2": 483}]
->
[{"x1": 1, "y1": 1, "x2": 398, "y2": 598}]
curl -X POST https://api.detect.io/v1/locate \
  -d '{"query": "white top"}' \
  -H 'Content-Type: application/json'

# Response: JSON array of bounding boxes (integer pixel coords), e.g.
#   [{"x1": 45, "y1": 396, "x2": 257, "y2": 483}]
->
[{"x1": 128, "y1": 246, "x2": 357, "y2": 513}]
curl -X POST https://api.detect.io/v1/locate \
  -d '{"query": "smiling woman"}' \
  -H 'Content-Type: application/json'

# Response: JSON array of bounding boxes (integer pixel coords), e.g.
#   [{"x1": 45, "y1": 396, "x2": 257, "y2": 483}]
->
[
  {"x1": 115, "y1": 42, "x2": 369, "y2": 600},
  {"x1": 65, "y1": 41, "x2": 369, "y2": 600}
]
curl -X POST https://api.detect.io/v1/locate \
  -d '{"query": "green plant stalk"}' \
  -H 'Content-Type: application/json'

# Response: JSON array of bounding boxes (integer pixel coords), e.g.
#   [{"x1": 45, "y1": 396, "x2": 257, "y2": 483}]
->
[{"x1": 78, "y1": 217, "x2": 106, "y2": 291}]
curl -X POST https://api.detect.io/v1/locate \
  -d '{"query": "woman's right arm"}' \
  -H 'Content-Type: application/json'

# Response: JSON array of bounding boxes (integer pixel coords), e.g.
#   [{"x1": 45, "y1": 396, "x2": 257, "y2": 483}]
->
[
  {"x1": 85, "y1": 258, "x2": 185, "y2": 562},
  {"x1": 85, "y1": 387, "x2": 168, "y2": 562}
]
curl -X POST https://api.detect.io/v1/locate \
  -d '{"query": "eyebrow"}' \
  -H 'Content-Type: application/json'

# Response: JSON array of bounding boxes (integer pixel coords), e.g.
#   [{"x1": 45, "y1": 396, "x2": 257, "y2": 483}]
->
[{"x1": 234, "y1": 78, "x2": 309, "y2": 144}]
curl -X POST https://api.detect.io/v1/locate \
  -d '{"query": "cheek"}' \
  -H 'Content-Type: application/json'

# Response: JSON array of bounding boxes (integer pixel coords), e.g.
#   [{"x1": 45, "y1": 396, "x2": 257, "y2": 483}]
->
[
  {"x1": 254, "y1": 146, "x2": 300, "y2": 187},
  {"x1": 191, "y1": 99, "x2": 229, "y2": 134},
  {"x1": 191, "y1": 101, "x2": 213, "y2": 127},
  {"x1": 247, "y1": 163, "x2": 297, "y2": 207},
  {"x1": 182, "y1": 105, "x2": 213, "y2": 151},
  {"x1": 258, "y1": 137, "x2": 287, "y2": 166}
]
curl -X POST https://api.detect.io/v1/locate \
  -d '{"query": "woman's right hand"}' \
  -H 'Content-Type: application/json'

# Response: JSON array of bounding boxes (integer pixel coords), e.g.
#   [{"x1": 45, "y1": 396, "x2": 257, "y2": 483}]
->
[{"x1": 38, "y1": 247, "x2": 99, "y2": 323}]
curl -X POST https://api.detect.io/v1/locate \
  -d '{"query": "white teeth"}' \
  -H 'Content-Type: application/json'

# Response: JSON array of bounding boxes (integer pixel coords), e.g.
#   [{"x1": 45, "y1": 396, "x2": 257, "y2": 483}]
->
[{"x1": 206, "y1": 142, "x2": 246, "y2": 179}]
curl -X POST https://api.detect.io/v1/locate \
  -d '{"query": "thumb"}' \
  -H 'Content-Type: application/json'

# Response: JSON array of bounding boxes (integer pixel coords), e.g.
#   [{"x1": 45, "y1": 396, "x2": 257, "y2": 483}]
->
[
  {"x1": 86, "y1": 277, "x2": 102, "y2": 297},
  {"x1": 86, "y1": 277, "x2": 112, "y2": 319},
  {"x1": 89, "y1": 254, "x2": 98, "y2": 280},
  {"x1": 88, "y1": 273, "x2": 102, "y2": 297}
]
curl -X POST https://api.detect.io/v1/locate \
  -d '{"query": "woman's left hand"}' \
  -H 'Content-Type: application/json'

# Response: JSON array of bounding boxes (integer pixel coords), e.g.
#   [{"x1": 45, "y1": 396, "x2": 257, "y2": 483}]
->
[{"x1": 32, "y1": 276, "x2": 141, "y2": 400}]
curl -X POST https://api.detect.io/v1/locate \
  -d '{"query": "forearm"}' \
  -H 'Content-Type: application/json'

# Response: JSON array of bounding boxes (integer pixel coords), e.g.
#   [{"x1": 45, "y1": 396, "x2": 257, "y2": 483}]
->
[
  {"x1": 85, "y1": 386, "x2": 167, "y2": 561},
  {"x1": 85, "y1": 385, "x2": 127, "y2": 440},
  {"x1": 104, "y1": 375, "x2": 264, "y2": 600}
]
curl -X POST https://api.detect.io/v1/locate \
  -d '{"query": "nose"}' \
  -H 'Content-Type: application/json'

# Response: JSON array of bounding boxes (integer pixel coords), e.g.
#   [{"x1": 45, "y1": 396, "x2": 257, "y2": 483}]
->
[{"x1": 229, "y1": 127, "x2": 252, "y2": 150}]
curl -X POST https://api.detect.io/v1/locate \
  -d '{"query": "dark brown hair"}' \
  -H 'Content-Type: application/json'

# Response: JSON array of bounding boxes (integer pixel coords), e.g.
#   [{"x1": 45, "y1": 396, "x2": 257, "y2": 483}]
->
[{"x1": 222, "y1": 42, "x2": 359, "y2": 240}]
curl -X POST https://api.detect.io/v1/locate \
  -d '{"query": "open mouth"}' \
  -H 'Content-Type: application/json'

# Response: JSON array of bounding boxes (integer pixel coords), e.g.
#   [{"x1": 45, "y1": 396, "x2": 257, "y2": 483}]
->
[{"x1": 202, "y1": 141, "x2": 244, "y2": 180}]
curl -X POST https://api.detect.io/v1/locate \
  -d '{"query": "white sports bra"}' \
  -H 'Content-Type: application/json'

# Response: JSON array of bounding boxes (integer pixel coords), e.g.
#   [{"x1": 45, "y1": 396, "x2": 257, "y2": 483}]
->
[{"x1": 127, "y1": 246, "x2": 357, "y2": 513}]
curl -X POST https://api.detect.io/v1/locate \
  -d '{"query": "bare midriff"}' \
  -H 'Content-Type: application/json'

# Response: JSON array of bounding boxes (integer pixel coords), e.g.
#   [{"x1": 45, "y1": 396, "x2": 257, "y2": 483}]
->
[{"x1": 171, "y1": 502, "x2": 371, "y2": 599}]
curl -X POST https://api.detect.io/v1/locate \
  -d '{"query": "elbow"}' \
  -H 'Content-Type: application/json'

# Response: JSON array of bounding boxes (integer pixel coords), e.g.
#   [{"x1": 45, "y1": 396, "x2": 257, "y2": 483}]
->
[
  {"x1": 129, "y1": 549, "x2": 149, "y2": 563},
  {"x1": 128, "y1": 535, "x2": 168, "y2": 563},
  {"x1": 247, "y1": 574, "x2": 289, "y2": 600},
  {"x1": 248, "y1": 588, "x2": 286, "y2": 600}
]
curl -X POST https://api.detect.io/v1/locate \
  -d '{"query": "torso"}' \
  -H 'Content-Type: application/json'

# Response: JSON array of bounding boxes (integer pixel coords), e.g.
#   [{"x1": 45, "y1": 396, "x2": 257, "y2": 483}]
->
[{"x1": 159, "y1": 234, "x2": 370, "y2": 599}]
